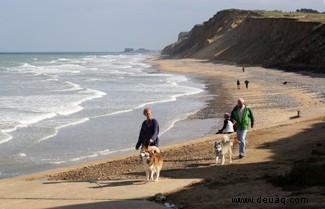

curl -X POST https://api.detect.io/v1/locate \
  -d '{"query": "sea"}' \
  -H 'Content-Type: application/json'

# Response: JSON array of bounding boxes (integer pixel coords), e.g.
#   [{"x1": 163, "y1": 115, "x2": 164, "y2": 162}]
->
[{"x1": 0, "y1": 52, "x2": 216, "y2": 179}]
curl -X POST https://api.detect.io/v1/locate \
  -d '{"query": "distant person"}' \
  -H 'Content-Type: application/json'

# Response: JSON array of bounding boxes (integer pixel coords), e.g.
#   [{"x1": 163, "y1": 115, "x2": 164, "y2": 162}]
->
[
  {"x1": 216, "y1": 113, "x2": 234, "y2": 134},
  {"x1": 237, "y1": 80, "x2": 240, "y2": 89},
  {"x1": 135, "y1": 107, "x2": 159, "y2": 150},
  {"x1": 242, "y1": 66, "x2": 245, "y2": 72},
  {"x1": 231, "y1": 98, "x2": 254, "y2": 159},
  {"x1": 244, "y1": 80, "x2": 249, "y2": 89}
]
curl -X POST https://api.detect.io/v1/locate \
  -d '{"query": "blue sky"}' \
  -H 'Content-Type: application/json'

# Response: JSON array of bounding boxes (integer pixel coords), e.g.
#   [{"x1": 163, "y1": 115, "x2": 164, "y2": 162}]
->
[{"x1": 0, "y1": 0, "x2": 324, "y2": 52}]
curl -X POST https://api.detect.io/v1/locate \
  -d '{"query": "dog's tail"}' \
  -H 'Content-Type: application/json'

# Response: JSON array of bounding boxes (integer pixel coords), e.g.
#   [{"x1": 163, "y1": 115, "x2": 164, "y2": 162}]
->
[
  {"x1": 148, "y1": 146, "x2": 161, "y2": 154},
  {"x1": 222, "y1": 134, "x2": 229, "y2": 143}
]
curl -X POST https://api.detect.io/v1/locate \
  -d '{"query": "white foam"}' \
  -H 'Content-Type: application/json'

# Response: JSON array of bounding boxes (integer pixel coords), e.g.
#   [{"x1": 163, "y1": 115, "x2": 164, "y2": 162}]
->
[
  {"x1": 0, "y1": 120, "x2": 28, "y2": 144},
  {"x1": 15, "y1": 62, "x2": 84, "y2": 77},
  {"x1": 135, "y1": 88, "x2": 203, "y2": 110},
  {"x1": 60, "y1": 81, "x2": 83, "y2": 92},
  {"x1": 159, "y1": 110, "x2": 199, "y2": 137},
  {"x1": 93, "y1": 109, "x2": 133, "y2": 119},
  {"x1": 54, "y1": 88, "x2": 106, "y2": 116},
  {"x1": 21, "y1": 63, "x2": 36, "y2": 68},
  {"x1": 58, "y1": 58, "x2": 72, "y2": 62},
  {"x1": 49, "y1": 148, "x2": 134, "y2": 165},
  {"x1": 0, "y1": 133, "x2": 13, "y2": 144},
  {"x1": 17, "y1": 112, "x2": 58, "y2": 125},
  {"x1": 18, "y1": 153, "x2": 27, "y2": 157},
  {"x1": 36, "y1": 117, "x2": 90, "y2": 143},
  {"x1": 55, "y1": 101, "x2": 84, "y2": 116},
  {"x1": 0, "y1": 111, "x2": 57, "y2": 144}
]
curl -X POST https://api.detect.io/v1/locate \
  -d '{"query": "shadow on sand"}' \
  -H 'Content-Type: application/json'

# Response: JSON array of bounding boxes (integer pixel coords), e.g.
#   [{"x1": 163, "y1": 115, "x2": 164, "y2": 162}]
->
[{"x1": 45, "y1": 119, "x2": 325, "y2": 209}]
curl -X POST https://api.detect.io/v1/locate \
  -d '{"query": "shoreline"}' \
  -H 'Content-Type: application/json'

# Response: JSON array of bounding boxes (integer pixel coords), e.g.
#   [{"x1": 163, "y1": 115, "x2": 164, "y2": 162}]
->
[
  {"x1": 3, "y1": 57, "x2": 325, "y2": 179},
  {"x1": 0, "y1": 55, "x2": 219, "y2": 180},
  {"x1": 0, "y1": 55, "x2": 217, "y2": 180},
  {"x1": 1, "y1": 58, "x2": 325, "y2": 209}
]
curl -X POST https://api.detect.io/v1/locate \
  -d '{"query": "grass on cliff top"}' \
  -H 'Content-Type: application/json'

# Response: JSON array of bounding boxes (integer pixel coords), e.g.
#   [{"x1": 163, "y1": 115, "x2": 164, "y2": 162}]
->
[{"x1": 256, "y1": 10, "x2": 325, "y2": 22}]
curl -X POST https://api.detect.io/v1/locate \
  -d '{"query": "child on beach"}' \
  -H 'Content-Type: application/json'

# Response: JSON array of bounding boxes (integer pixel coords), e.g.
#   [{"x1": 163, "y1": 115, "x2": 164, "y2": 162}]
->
[{"x1": 216, "y1": 113, "x2": 235, "y2": 134}]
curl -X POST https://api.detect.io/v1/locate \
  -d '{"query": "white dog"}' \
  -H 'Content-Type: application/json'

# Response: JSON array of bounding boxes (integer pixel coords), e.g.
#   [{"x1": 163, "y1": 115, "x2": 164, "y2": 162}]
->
[
  {"x1": 140, "y1": 146, "x2": 163, "y2": 182},
  {"x1": 214, "y1": 135, "x2": 233, "y2": 165}
]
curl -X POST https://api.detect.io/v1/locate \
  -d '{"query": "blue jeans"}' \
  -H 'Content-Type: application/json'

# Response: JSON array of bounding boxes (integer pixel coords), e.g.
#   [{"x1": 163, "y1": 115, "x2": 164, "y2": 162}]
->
[{"x1": 236, "y1": 130, "x2": 247, "y2": 156}]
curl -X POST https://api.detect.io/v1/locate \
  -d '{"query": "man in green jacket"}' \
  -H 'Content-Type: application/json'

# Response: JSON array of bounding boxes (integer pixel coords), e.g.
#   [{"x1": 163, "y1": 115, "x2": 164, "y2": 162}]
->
[{"x1": 231, "y1": 98, "x2": 254, "y2": 158}]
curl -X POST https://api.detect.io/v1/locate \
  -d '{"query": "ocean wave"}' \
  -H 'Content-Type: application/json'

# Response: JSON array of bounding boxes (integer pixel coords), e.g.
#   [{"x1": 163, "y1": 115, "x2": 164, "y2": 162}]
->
[
  {"x1": 36, "y1": 117, "x2": 90, "y2": 143},
  {"x1": 18, "y1": 112, "x2": 58, "y2": 125},
  {"x1": 0, "y1": 119, "x2": 27, "y2": 144},
  {"x1": 18, "y1": 153, "x2": 27, "y2": 157},
  {"x1": 21, "y1": 63, "x2": 36, "y2": 68},
  {"x1": 49, "y1": 147, "x2": 134, "y2": 165},
  {"x1": 58, "y1": 58, "x2": 72, "y2": 62},
  {"x1": 0, "y1": 133, "x2": 13, "y2": 145},
  {"x1": 93, "y1": 109, "x2": 133, "y2": 119},
  {"x1": 17, "y1": 63, "x2": 84, "y2": 76},
  {"x1": 65, "y1": 81, "x2": 82, "y2": 89},
  {"x1": 0, "y1": 85, "x2": 106, "y2": 144},
  {"x1": 159, "y1": 110, "x2": 199, "y2": 136},
  {"x1": 135, "y1": 88, "x2": 203, "y2": 110},
  {"x1": 0, "y1": 110, "x2": 57, "y2": 127},
  {"x1": 61, "y1": 81, "x2": 83, "y2": 92},
  {"x1": 0, "y1": 53, "x2": 210, "y2": 179},
  {"x1": 0, "y1": 111, "x2": 58, "y2": 145}
]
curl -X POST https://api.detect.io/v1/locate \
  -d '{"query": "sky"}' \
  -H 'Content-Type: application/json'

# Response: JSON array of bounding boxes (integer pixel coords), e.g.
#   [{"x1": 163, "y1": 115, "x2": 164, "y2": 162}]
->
[{"x1": 0, "y1": 0, "x2": 324, "y2": 52}]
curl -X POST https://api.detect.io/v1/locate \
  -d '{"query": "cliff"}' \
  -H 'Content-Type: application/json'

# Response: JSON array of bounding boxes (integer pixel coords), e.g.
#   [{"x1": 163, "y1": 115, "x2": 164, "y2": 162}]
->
[{"x1": 162, "y1": 9, "x2": 325, "y2": 72}]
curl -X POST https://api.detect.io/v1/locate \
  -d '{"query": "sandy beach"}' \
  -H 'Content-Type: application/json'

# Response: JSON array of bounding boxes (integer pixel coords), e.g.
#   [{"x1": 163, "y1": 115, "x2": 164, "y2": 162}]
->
[{"x1": 1, "y1": 58, "x2": 324, "y2": 209}]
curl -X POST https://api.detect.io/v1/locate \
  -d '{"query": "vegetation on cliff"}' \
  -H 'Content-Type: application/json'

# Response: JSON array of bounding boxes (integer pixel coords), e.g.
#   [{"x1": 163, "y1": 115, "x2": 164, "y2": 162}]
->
[{"x1": 162, "y1": 9, "x2": 325, "y2": 72}]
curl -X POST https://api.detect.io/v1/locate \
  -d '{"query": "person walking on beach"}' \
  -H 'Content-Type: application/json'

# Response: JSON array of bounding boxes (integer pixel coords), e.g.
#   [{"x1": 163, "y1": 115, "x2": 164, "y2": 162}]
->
[
  {"x1": 244, "y1": 80, "x2": 249, "y2": 89},
  {"x1": 135, "y1": 107, "x2": 159, "y2": 150},
  {"x1": 231, "y1": 98, "x2": 254, "y2": 158},
  {"x1": 242, "y1": 66, "x2": 245, "y2": 72},
  {"x1": 237, "y1": 80, "x2": 240, "y2": 89},
  {"x1": 216, "y1": 113, "x2": 234, "y2": 134}
]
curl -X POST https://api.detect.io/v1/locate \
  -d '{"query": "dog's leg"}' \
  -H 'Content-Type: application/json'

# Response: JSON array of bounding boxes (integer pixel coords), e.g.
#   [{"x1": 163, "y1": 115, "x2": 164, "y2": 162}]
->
[
  {"x1": 221, "y1": 154, "x2": 225, "y2": 165},
  {"x1": 154, "y1": 168, "x2": 160, "y2": 182},
  {"x1": 146, "y1": 170, "x2": 151, "y2": 181},
  {"x1": 215, "y1": 156, "x2": 219, "y2": 164},
  {"x1": 229, "y1": 150, "x2": 232, "y2": 163},
  {"x1": 150, "y1": 170, "x2": 155, "y2": 181}
]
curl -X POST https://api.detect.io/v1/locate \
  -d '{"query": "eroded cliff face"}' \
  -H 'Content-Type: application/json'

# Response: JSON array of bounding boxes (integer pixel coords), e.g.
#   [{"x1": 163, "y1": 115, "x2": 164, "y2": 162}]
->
[{"x1": 162, "y1": 9, "x2": 325, "y2": 71}]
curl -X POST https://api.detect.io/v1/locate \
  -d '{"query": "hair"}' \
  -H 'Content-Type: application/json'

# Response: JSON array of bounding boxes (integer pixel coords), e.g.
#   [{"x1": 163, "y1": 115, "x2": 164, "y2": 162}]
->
[
  {"x1": 143, "y1": 107, "x2": 151, "y2": 115},
  {"x1": 224, "y1": 113, "x2": 230, "y2": 118}
]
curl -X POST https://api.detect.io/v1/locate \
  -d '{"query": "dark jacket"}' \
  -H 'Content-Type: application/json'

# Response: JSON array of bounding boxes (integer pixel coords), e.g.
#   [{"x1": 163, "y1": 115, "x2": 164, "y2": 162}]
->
[{"x1": 135, "y1": 118, "x2": 159, "y2": 150}]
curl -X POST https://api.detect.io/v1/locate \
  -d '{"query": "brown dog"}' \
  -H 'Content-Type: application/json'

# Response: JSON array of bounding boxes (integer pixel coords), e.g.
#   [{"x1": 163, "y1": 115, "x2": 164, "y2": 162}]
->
[{"x1": 140, "y1": 146, "x2": 163, "y2": 182}]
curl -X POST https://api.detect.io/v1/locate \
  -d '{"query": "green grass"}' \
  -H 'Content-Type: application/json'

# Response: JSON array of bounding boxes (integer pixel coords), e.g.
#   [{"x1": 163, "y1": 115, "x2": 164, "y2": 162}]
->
[{"x1": 254, "y1": 10, "x2": 325, "y2": 22}]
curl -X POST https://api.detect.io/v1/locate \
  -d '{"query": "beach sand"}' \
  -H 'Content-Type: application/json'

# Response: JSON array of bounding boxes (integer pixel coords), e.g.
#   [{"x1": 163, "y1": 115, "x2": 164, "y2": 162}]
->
[{"x1": 1, "y1": 58, "x2": 324, "y2": 209}]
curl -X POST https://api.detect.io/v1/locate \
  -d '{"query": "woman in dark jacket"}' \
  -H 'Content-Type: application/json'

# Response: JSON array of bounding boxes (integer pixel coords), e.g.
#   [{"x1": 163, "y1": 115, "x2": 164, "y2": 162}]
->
[{"x1": 135, "y1": 107, "x2": 159, "y2": 150}]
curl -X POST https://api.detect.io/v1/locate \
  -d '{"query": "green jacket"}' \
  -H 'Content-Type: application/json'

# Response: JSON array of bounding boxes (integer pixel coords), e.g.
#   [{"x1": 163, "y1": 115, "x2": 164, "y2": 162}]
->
[{"x1": 231, "y1": 105, "x2": 254, "y2": 130}]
